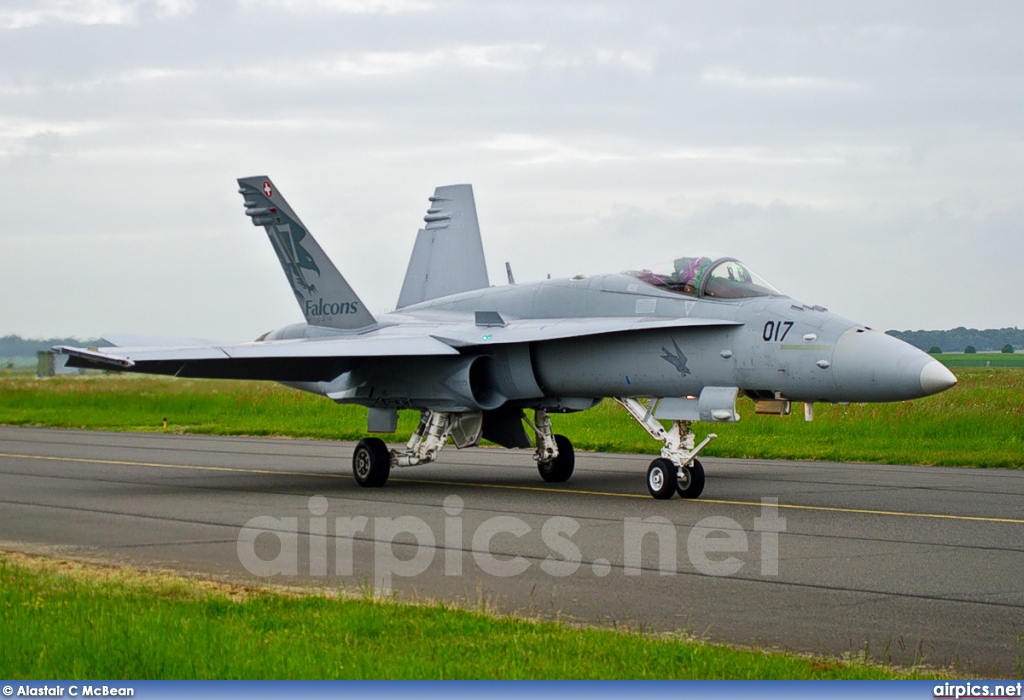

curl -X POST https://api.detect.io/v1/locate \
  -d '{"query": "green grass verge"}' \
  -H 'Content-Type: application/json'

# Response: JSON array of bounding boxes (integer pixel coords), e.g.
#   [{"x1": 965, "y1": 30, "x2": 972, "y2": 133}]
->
[
  {"x1": 1, "y1": 368, "x2": 1021, "y2": 468},
  {"x1": 0, "y1": 553, "x2": 945, "y2": 679},
  {"x1": 933, "y1": 353, "x2": 1024, "y2": 368}
]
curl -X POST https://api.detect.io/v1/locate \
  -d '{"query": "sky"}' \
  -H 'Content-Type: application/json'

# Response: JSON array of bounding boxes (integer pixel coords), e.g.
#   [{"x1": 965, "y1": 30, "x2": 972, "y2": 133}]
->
[{"x1": 2, "y1": 0, "x2": 1022, "y2": 340}]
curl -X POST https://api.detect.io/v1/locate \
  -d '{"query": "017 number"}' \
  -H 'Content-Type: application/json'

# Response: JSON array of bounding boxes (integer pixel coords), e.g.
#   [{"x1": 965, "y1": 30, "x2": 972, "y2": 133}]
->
[{"x1": 763, "y1": 320, "x2": 793, "y2": 342}]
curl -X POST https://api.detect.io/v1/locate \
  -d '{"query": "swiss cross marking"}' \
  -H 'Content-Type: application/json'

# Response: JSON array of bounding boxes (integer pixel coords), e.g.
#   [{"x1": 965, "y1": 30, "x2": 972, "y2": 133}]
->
[{"x1": 262, "y1": 181, "x2": 273, "y2": 197}]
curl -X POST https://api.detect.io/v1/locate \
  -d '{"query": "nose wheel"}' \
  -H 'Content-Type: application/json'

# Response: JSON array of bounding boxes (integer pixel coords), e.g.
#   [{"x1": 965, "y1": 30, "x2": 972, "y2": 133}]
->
[
  {"x1": 646, "y1": 457, "x2": 706, "y2": 499},
  {"x1": 647, "y1": 458, "x2": 677, "y2": 499},
  {"x1": 675, "y1": 458, "x2": 705, "y2": 499}
]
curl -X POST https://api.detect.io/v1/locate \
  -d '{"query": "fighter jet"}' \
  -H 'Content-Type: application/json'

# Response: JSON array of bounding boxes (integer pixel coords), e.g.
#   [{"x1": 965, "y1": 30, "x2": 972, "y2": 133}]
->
[{"x1": 59, "y1": 177, "x2": 957, "y2": 499}]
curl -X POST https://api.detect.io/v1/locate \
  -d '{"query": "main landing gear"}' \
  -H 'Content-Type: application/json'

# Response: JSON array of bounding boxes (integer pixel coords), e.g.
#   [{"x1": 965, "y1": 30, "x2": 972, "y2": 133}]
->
[
  {"x1": 522, "y1": 409, "x2": 575, "y2": 483},
  {"x1": 351, "y1": 402, "x2": 710, "y2": 500},
  {"x1": 350, "y1": 408, "x2": 575, "y2": 487},
  {"x1": 613, "y1": 398, "x2": 714, "y2": 500}
]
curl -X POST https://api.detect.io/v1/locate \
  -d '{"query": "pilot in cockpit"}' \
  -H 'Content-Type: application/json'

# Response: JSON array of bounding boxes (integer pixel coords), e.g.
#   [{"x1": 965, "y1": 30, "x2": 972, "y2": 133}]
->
[
  {"x1": 672, "y1": 256, "x2": 712, "y2": 294},
  {"x1": 627, "y1": 255, "x2": 781, "y2": 299}
]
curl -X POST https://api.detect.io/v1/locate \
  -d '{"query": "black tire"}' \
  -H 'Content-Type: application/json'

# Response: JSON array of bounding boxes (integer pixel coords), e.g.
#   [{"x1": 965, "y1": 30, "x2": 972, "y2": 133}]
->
[
  {"x1": 646, "y1": 458, "x2": 677, "y2": 499},
  {"x1": 675, "y1": 458, "x2": 706, "y2": 499},
  {"x1": 538, "y1": 434, "x2": 575, "y2": 483},
  {"x1": 352, "y1": 437, "x2": 391, "y2": 487}
]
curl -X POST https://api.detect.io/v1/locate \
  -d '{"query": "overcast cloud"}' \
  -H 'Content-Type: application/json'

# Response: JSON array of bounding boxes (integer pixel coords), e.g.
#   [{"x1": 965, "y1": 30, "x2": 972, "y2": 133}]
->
[{"x1": 2, "y1": 0, "x2": 1021, "y2": 339}]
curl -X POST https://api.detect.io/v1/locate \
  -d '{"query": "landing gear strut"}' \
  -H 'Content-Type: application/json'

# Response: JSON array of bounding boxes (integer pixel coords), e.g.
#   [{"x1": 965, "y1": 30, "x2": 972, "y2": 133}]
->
[
  {"x1": 614, "y1": 398, "x2": 715, "y2": 499},
  {"x1": 391, "y1": 411, "x2": 455, "y2": 467},
  {"x1": 523, "y1": 408, "x2": 575, "y2": 483}
]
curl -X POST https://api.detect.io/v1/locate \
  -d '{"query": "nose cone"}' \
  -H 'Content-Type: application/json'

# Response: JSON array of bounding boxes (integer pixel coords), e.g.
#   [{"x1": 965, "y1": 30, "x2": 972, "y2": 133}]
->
[
  {"x1": 832, "y1": 329, "x2": 956, "y2": 402},
  {"x1": 920, "y1": 359, "x2": 957, "y2": 396}
]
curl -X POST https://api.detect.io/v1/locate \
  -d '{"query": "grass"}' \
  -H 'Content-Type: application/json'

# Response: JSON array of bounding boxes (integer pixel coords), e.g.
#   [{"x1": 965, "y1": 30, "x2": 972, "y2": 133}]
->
[
  {"x1": 0, "y1": 368, "x2": 1021, "y2": 469},
  {"x1": 932, "y1": 353, "x2": 1024, "y2": 368},
  {"x1": 0, "y1": 552, "x2": 947, "y2": 680}
]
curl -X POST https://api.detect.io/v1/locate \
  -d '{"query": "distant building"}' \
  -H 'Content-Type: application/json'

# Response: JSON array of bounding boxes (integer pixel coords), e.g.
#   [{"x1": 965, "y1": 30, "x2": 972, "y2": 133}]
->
[{"x1": 37, "y1": 350, "x2": 81, "y2": 376}]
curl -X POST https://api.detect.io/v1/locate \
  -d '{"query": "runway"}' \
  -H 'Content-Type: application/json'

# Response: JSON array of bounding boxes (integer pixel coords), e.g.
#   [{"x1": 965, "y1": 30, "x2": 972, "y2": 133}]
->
[{"x1": 1, "y1": 425, "x2": 1022, "y2": 674}]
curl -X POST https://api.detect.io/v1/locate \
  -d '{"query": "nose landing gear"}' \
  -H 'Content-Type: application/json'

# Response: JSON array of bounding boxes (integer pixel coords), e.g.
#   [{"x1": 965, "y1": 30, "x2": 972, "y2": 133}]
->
[
  {"x1": 615, "y1": 397, "x2": 715, "y2": 499},
  {"x1": 646, "y1": 458, "x2": 705, "y2": 499}
]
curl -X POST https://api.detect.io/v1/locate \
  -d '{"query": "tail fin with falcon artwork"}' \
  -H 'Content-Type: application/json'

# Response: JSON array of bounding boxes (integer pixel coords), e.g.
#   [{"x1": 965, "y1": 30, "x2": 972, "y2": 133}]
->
[{"x1": 237, "y1": 176, "x2": 376, "y2": 331}]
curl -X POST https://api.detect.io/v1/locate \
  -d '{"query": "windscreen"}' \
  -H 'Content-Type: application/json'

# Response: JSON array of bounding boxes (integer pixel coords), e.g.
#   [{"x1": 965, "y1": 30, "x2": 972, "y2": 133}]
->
[{"x1": 702, "y1": 259, "x2": 781, "y2": 298}]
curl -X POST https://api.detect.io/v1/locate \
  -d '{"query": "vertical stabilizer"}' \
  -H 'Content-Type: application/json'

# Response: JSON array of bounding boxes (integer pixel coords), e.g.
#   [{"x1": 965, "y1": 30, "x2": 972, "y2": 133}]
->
[
  {"x1": 237, "y1": 176, "x2": 376, "y2": 330},
  {"x1": 396, "y1": 184, "x2": 490, "y2": 309}
]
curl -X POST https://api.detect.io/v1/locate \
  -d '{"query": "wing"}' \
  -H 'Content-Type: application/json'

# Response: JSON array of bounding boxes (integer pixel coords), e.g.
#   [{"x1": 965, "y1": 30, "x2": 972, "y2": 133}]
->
[
  {"x1": 429, "y1": 315, "x2": 742, "y2": 348},
  {"x1": 59, "y1": 316, "x2": 737, "y2": 382},
  {"x1": 57, "y1": 335, "x2": 458, "y2": 382}
]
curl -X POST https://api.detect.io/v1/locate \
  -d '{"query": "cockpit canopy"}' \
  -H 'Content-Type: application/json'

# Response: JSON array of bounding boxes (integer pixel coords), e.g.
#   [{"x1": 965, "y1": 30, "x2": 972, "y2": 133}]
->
[{"x1": 625, "y1": 256, "x2": 782, "y2": 299}]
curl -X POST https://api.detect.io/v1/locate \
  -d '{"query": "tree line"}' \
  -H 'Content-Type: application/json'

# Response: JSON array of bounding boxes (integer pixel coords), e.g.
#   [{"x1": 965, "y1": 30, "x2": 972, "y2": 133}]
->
[
  {"x1": 0, "y1": 335, "x2": 104, "y2": 358},
  {"x1": 886, "y1": 327, "x2": 1022, "y2": 353}
]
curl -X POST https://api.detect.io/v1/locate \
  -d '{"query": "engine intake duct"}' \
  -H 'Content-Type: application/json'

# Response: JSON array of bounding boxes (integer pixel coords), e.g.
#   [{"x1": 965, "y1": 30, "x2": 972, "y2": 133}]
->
[{"x1": 466, "y1": 355, "x2": 506, "y2": 410}]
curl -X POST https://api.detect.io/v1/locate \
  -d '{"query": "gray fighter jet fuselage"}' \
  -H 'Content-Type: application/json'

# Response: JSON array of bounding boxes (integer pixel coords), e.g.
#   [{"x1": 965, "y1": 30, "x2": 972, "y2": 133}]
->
[
  {"x1": 61, "y1": 177, "x2": 957, "y2": 499},
  {"x1": 275, "y1": 274, "x2": 947, "y2": 407}
]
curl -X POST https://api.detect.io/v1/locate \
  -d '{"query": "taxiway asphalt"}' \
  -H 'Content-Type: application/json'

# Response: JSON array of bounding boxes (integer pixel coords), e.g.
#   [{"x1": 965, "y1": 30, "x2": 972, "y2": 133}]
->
[{"x1": 1, "y1": 425, "x2": 1021, "y2": 674}]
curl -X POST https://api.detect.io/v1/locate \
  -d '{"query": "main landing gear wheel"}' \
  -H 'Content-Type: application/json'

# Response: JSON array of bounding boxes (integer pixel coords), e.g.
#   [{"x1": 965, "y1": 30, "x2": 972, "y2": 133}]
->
[
  {"x1": 538, "y1": 434, "x2": 575, "y2": 483},
  {"x1": 646, "y1": 458, "x2": 677, "y2": 499},
  {"x1": 675, "y1": 458, "x2": 706, "y2": 499},
  {"x1": 352, "y1": 437, "x2": 391, "y2": 487}
]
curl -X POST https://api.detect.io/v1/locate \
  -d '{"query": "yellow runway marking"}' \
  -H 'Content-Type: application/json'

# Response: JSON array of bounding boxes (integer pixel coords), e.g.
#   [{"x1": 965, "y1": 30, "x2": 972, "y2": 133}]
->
[
  {"x1": 0, "y1": 452, "x2": 337, "y2": 480},
  {"x1": 2, "y1": 451, "x2": 1023, "y2": 525},
  {"x1": 697, "y1": 498, "x2": 1024, "y2": 525}
]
